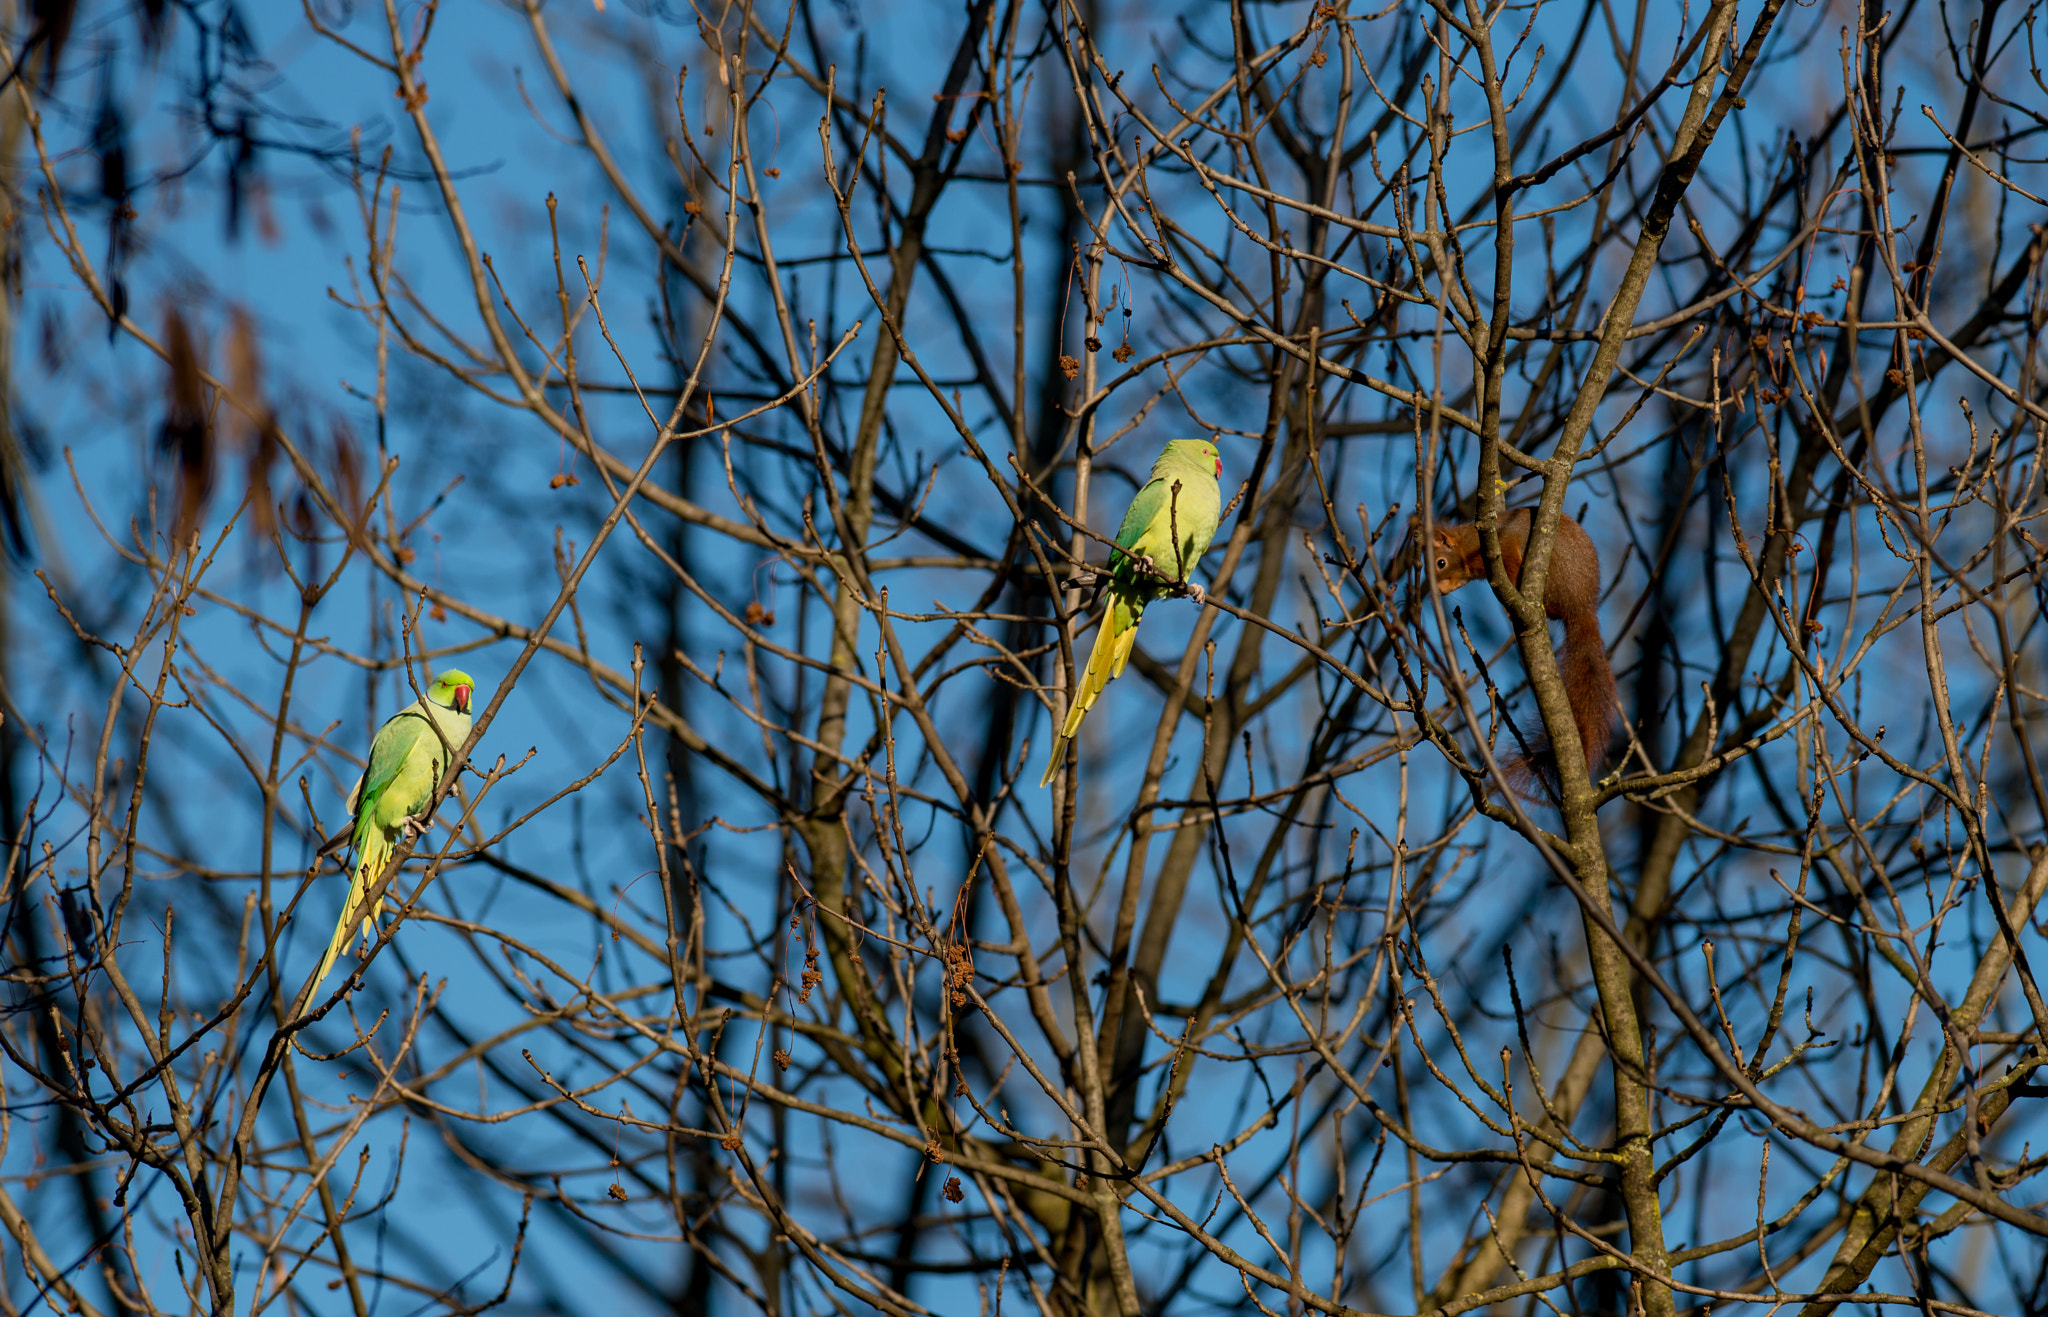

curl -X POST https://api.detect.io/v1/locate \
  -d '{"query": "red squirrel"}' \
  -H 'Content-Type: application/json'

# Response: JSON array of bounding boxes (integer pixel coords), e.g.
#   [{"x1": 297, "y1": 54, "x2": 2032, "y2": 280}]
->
[{"x1": 1422, "y1": 507, "x2": 1617, "y2": 790}]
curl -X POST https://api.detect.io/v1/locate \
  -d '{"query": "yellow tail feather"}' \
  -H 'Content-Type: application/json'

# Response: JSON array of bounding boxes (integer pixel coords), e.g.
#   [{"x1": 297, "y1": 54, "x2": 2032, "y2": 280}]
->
[
  {"x1": 312, "y1": 827, "x2": 392, "y2": 994},
  {"x1": 1040, "y1": 596, "x2": 1140, "y2": 787},
  {"x1": 1107, "y1": 623, "x2": 1139, "y2": 679}
]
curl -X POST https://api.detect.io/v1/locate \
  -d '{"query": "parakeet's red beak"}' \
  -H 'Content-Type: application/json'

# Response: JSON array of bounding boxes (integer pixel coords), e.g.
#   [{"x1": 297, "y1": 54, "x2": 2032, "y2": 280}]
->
[
  {"x1": 1215, "y1": 456, "x2": 1223, "y2": 477},
  {"x1": 455, "y1": 685, "x2": 472, "y2": 715}
]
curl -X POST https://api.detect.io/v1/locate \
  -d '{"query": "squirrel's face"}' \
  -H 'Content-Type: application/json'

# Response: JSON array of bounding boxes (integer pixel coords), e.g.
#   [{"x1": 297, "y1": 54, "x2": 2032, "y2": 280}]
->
[{"x1": 1428, "y1": 530, "x2": 1463, "y2": 593}]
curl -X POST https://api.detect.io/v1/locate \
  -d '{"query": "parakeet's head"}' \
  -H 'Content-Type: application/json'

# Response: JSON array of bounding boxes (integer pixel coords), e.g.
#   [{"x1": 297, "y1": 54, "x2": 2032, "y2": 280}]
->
[
  {"x1": 1160, "y1": 438, "x2": 1222, "y2": 479},
  {"x1": 427, "y1": 670, "x2": 476, "y2": 716}
]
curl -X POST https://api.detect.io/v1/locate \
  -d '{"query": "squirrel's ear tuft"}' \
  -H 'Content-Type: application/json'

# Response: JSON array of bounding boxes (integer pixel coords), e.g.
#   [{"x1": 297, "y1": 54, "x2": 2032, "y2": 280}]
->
[{"x1": 1431, "y1": 526, "x2": 1456, "y2": 547}]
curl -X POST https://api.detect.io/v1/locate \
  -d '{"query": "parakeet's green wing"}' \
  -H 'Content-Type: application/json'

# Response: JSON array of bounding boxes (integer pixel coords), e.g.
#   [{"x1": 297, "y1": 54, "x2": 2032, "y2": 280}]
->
[
  {"x1": 1114, "y1": 479, "x2": 1170, "y2": 551},
  {"x1": 1113, "y1": 476, "x2": 1210, "y2": 581},
  {"x1": 358, "y1": 712, "x2": 436, "y2": 819}
]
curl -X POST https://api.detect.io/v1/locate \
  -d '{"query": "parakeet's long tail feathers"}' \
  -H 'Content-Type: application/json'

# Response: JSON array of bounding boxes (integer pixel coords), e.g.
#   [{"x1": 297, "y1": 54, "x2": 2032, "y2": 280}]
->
[
  {"x1": 312, "y1": 827, "x2": 392, "y2": 994},
  {"x1": 1037, "y1": 736, "x2": 1072, "y2": 789},
  {"x1": 1039, "y1": 596, "x2": 1141, "y2": 787},
  {"x1": 1105, "y1": 617, "x2": 1140, "y2": 680}
]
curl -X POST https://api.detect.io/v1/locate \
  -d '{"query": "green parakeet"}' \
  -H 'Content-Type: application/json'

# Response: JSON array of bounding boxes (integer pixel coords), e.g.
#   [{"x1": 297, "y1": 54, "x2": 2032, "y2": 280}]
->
[
  {"x1": 314, "y1": 669, "x2": 479, "y2": 991},
  {"x1": 1041, "y1": 439, "x2": 1222, "y2": 787}
]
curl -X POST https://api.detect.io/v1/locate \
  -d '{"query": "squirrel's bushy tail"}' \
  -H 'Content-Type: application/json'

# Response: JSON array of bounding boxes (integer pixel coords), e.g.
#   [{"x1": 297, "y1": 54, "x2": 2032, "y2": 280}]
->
[
  {"x1": 1502, "y1": 613, "x2": 1617, "y2": 798},
  {"x1": 1560, "y1": 609, "x2": 1617, "y2": 774}
]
